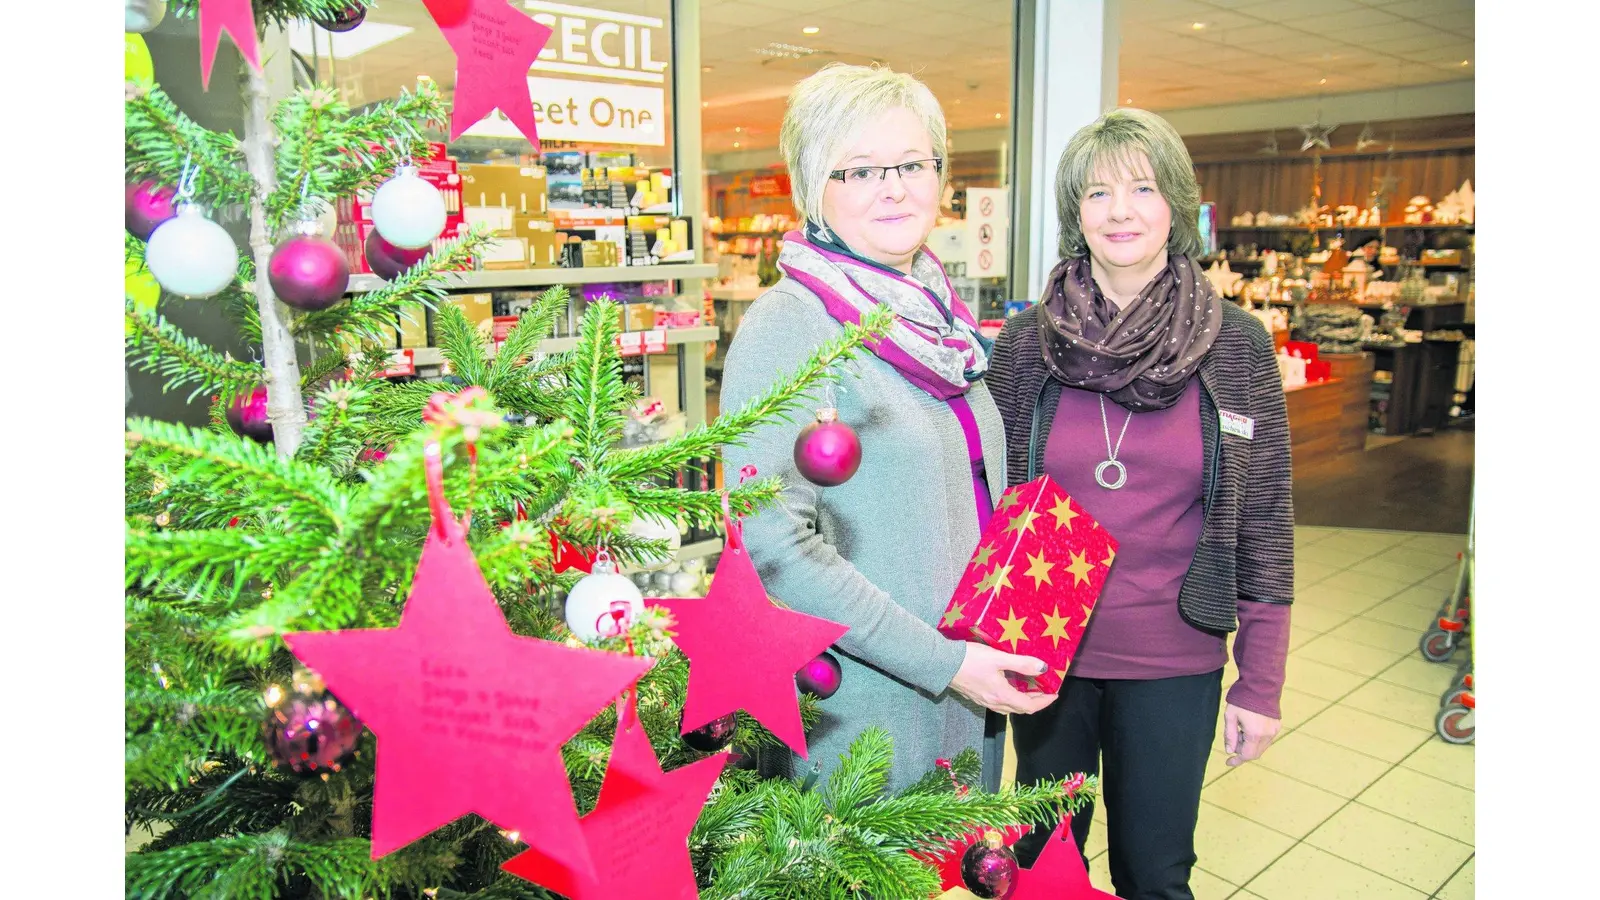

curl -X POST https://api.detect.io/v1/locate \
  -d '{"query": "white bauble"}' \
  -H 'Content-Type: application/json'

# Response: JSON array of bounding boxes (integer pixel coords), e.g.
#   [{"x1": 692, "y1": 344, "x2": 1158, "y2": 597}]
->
[
  {"x1": 126, "y1": 0, "x2": 167, "y2": 33},
  {"x1": 563, "y1": 562, "x2": 645, "y2": 642},
  {"x1": 668, "y1": 571, "x2": 699, "y2": 595},
  {"x1": 307, "y1": 197, "x2": 339, "y2": 238},
  {"x1": 370, "y1": 165, "x2": 446, "y2": 249},
  {"x1": 145, "y1": 205, "x2": 239, "y2": 299},
  {"x1": 627, "y1": 513, "x2": 682, "y2": 572}
]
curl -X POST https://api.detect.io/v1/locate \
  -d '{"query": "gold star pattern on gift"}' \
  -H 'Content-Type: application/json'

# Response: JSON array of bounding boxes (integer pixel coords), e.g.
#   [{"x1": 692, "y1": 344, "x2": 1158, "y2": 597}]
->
[
  {"x1": 1049, "y1": 497, "x2": 1079, "y2": 531},
  {"x1": 996, "y1": 490, "x2": 1020, "y2": 515},
  {"x1": 1005, "y1": 509, "x2": 1041, "y2": 537},
  {"x1": 1024, "y1": 551, "x2": 1055, "y2": 589},
  {"x1": 1065, "y1": 549, "x2": 1094, "y2": 587},
  {"x1": 941, "y1": 602, "x2": 967, "y2": 629},
  {"x1": 1040, "y1": 605, "x2": 1072, "y2": 648},
  {"x1": 1078, "y1": 602, "x2": 1095, "y2": 629},
  {"x1": 976, "y1": 564, "x2": 1015, "y2": 597},
  {"x1": 1102, "y1": 546, "x2": 1116, "y2": 568},
  {"x1": 973, "y1": 545, "x2": 997, "y2": 569},
  {"x1": 996, "y1": 607, "x2": 1031, "y2": 651}
]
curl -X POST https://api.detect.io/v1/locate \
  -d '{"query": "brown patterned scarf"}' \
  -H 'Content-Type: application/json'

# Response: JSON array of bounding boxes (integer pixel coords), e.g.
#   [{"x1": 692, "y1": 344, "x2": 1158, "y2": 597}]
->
[{"x1": 1037, "y1": 255, "x2": 1222, "y2": 411}]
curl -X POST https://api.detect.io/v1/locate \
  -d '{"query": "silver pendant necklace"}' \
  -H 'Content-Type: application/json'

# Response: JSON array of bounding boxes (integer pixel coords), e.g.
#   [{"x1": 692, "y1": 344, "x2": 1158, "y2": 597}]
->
[{"x1": 1096, "y1": 394, "x2": 1134, "y2": 490}]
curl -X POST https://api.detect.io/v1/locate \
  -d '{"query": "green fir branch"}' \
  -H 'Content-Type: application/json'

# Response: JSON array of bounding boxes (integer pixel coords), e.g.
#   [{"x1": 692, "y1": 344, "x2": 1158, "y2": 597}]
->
[
  {"x1": 292, "y1": 232, "x2": 493, "y2": 344},
  {"x1": 124, "y1": 83, "x2": 252, "y2": 210},
  {"x1": 486, "y1": 287, "x2": 570, "y2": 389},
  {"x1": 433, "y1": 300, "x2": 492, "y2": 386},
  {"x1": 126, "y1": 304, "x2": 265, "y2": 404},
  {"x1": 603, "y1": 306, "x2": 893, "y2": 483},
  {"x1": 561, "y1": 299, "x2": 628, "y2": 464},
  {"x1": 166, "y1": 1, "x2": 376, "y2": 32}
]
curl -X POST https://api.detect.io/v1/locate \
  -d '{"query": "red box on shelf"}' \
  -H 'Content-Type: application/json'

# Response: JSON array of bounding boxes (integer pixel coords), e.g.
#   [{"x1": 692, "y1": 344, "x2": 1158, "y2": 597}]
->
[
  {"x1": 936, "y1": 475, "x2": 1119, "y2": 694},
  {"x1": 1283, "y1": 340, "x2": 1319, "y2": 362},
  {"x1": 1306, "y1": 359, "x2": 1332, "y2": 382}
]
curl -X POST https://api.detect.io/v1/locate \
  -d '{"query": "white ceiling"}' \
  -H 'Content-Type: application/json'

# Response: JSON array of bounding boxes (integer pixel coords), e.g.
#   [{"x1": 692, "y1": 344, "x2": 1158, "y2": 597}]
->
[{"x1": 327, "y1": 0, "x2": 1473, "y2": 156}]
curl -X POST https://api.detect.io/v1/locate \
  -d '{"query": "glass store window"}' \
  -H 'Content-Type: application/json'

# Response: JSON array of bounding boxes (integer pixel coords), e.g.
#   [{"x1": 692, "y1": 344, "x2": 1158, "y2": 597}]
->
[{"x1": 698, "y1": 0, "x2": 1020, "y2": 321}]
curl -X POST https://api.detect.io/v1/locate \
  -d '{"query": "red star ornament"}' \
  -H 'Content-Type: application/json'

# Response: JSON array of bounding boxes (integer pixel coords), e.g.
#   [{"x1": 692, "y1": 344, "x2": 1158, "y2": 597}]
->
[
  {"x1": 282, "y1": 518, "x2": 651, "y2": 877},
  {"x1": 423, "y1": 0, "x2": 554, "y2": 148},
  {"x1": 1010, "y1": 815, "x2": 1119, "y2": 899},
  {"x1": 503, "y1": 697, "x2": 729, "y2": 898},
  {"x1": 198, "y1": 0, "x2": 262, "y2": 89},
  {"x1": 646, "y1": 524, "x2": 848, "y2": 757}
]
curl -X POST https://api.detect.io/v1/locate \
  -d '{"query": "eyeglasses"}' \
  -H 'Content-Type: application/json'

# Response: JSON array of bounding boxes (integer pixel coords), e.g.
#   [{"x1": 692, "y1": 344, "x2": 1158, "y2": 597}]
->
[{"x1": 827, "y1": 158, "x2": 943, "y2": 187}]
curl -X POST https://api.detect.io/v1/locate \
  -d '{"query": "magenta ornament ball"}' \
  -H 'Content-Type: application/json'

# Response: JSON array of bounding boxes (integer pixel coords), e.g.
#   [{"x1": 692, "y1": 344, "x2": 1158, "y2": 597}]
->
[
  {"x1": 262, "y1": 685, "x2": 364, "y2": 774},
  {"x1": 796, "y1": 651, "x2": 843, "y2": 700},
  {"x1": 793, "y1": 409, "x2": 862, "y2": 487},
  {"x1": 682, "y1": 711, "x2": 737, "y2": 753},
  {"x1": 126, "y1": 181, "x2": 177, "y2": 240},
  {"x1": 226, "y1": 386, "x2": 274, "y2": 444},
  {"x1": 363, "y1": 229, "x2": 429, "y2": 281},
  {"x1": 314, "y1": 3, "x2": 366, "y2": 32},
  {"x1": 268, "y1": 234, "x2": 350, "y2": 311},
  {"x1": 960, "y1": 834, "x2": 1020, "y2": 899}
]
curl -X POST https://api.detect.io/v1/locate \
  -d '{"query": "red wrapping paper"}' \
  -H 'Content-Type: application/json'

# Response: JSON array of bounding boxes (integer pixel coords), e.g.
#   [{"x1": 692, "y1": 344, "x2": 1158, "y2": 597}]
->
[{"x1": 936, "y1": 476, "x2": 1118, "y2": 694}]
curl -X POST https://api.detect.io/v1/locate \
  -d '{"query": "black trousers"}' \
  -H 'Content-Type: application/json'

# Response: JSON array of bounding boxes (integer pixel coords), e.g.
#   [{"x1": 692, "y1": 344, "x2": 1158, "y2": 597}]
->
[{"x1": 1009, "y1": 669, "x2": 1223, "y2": 900}]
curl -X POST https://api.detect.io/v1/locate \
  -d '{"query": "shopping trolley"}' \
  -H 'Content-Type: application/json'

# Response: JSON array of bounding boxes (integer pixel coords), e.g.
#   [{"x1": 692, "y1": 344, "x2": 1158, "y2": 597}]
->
[{"x1": 1419, "y1": 502, "x2": 1473, "y2": 744}]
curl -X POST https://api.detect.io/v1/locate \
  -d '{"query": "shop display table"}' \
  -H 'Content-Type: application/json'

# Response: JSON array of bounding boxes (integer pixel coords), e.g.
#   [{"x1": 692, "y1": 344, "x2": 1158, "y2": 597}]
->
[{"x1": 1284, "y1": 352, "x2": 1374, "y2": 466}]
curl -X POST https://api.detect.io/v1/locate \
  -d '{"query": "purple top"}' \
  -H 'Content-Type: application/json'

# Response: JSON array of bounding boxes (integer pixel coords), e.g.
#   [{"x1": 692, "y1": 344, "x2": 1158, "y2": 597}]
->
[{"x1": 1042, "y1": 377, "x2": 1289, "y2": 718}]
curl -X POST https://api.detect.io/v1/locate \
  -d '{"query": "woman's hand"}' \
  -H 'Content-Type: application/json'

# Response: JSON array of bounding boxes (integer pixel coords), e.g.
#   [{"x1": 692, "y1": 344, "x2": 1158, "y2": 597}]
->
[
  {"x1": 949, "y1": 643, "x2": 1059, "y2": 715},
  {"x1": 1222, "y1": 703, "x2": 1281, "y2": 766}
]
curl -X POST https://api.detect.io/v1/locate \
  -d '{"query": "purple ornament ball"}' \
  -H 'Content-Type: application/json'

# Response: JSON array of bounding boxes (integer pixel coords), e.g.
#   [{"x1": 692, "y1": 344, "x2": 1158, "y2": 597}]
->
[
  {"x1": 262, "y1": 685, "x2": 364, "y2": 774},
  {"x1": 363, "y1": 229, "x2": 430, "y2": 281},
  {"x1": 314, "y1": 3, "x2": 366, "y2": 32},
  {"x1": 960, "y1": 832, "x2": 1020, "y2": 899},
  {"x1": 268, "y1": 234, "x2": 350, "y2": 311},
  {"x1": 226, "y1": 387, "x2": 274, "y2": 444},
  {"x1": 796, "y1": 651, "x2": 843, "y2": 700},
  {"x1": 682, "y1": 711, "x2": 737, "y2": 753},
  {"x1": 126, "y1": 181, "x2": 177, "y2": 241},
  {"x1": 793, "y1": 409, "x2": 861, "y2": 487}
]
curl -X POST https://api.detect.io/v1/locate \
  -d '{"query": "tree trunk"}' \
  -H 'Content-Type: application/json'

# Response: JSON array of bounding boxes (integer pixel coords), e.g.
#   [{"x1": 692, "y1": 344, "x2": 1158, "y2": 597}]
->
[{"x1": 241, "y1": 59, "x2": 307, "y2": 457}]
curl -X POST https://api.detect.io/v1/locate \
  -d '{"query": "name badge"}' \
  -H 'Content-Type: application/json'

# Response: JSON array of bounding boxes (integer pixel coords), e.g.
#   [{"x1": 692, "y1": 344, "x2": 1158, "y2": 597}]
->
[{"x1": 1220, "y1": 409, "x2": 1255, "y2": 440}]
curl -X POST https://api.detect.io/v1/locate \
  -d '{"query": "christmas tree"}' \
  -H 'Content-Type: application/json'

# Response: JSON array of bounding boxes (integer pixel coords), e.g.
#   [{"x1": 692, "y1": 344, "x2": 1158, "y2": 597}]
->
[{"x1": 124, "y1": 3, "x2": 1091, "y2": 898}]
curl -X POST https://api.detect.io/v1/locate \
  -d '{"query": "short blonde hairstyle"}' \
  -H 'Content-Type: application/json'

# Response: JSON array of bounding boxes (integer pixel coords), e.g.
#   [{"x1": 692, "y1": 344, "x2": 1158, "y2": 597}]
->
[
  {"x1": 780, "y1": 63, "x2": 949, "y2": 235},
  {"x1": 1055, "y1": 107, "x2": 1203, "y2": 260}
]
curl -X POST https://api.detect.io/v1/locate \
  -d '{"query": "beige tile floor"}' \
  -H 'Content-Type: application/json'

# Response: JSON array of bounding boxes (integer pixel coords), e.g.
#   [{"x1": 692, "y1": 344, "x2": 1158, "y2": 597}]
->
[{"x1": 945, "y1": 526, "x2": 1474, "y2": 900}]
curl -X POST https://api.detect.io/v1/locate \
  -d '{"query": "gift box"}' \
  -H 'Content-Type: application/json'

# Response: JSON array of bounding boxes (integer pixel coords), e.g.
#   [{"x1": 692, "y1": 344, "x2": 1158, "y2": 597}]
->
[{"x1": 937, "y1": 476, "x2": 1119, "y2": 694}]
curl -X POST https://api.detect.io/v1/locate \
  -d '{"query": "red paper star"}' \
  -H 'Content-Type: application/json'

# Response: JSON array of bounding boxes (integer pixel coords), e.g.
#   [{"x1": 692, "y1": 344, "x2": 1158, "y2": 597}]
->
[
  {"x1": 646, "y1": 535, "x2": 848, "y2": 758},
  {"x1": 1011, "y1": 816, "x2": 1119, "y2": 899},
  {"x1": 283, "y1": 520, "x2": 650, "y2": 880},
  {"x1": 198, "y1": 0, "x2": 262, "y2": 89},
  {"x1": 503, "y1": 698, "x2": 729, "y2": 898},
  {"x1": 423, "y1": 0, "x2": 553, "y2": 148}
]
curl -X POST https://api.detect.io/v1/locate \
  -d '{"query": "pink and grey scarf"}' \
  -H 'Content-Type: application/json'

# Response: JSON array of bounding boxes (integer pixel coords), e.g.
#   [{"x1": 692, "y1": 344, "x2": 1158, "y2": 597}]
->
[{"x1": 777, "y1": 230, "x2": 988, "y2": 400}]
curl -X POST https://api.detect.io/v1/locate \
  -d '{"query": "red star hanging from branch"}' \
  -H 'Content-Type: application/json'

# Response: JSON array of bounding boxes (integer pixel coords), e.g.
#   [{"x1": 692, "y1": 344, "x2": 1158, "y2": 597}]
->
[
  {"x1": 1010, "y1": 815, "x2": 1120, "y2": 899},
  {"x1": 647, "y1": 525, "x2": 849, "y2": 758},
  {"x1": 503, "y1": 696, "x2": 729, "y2": 899},
  {"x1": 198, "y1": 0, "x2": 262, "y2": 89},
  {"x1": 283, "y1": 516, "x2": 650, "y2": 880},
  {"x1": 423, "y1": 0, "x2": 554, "y2": 149}
]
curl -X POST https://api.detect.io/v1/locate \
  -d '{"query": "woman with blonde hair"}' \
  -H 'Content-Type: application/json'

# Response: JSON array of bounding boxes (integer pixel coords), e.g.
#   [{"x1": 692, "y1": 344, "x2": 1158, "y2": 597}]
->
[
  {"x1": 986, "y1": 107, "x2": 1295, "y2": 898},
  {"x1": 721, "y1": 63, "x2": 1057, "y2": 792}
]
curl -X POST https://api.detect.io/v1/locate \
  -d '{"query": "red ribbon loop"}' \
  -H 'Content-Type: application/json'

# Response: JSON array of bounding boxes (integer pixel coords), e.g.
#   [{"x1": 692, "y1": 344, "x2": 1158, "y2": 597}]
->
[{"x1": 423, "y1": 441, "x2": 454, "y2": 541}]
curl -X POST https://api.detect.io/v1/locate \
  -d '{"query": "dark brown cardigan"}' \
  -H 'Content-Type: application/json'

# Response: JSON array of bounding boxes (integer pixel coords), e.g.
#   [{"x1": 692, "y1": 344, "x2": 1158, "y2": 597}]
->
[{"x1": 984, "y1": 301, "x2": 1295, "y2": 632}]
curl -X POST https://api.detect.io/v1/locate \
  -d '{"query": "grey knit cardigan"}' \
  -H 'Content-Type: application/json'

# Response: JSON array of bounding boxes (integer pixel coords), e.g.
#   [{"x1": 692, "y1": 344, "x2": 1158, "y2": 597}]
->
[
  {"x1": 719, "y1": 278, "x2": 1009, "y2": 793},
  {"x1": 983, "y1": 302, "x2": 1296, "y2": 632}
]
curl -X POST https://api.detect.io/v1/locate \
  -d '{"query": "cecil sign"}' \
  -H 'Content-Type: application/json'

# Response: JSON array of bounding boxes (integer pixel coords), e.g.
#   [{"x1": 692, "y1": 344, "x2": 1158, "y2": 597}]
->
[{"x1": 465, "y1": 76, "x2": 665, "y2": 145}]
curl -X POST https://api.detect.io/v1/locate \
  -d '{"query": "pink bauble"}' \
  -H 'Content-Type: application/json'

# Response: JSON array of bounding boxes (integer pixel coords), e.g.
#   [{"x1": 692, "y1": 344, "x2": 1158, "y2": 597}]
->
[
  {"x1": 363, "y1": 229, "x2": 429, "y2": 281},
  {"x1": 314, "y1": 3, "x2": 366, "y2": 32},
  {"x1": 268, "y1": 234, "x2": 350, "y2": 311},
  {"x1": 262, "y1": 686, "x2": 364, "y2": 774},
  {"x1": 793, "y1": 409, "x2": 862, "y2": 487},
  {"x1": 424, "y1": 0, "x2": 471, "y2": 28},
  {"x1": 226, "y1": 387, "x2": 274, "y2": 444},
  {"x1": 960, "y1": 833, "x2": 1020, "y2": 899},
  {"x1": 796, "y1": 651, "x2": 843, "y2": 699},
  {"x1": 126, "y1": 181, "x2": 176, "y2": 240}
]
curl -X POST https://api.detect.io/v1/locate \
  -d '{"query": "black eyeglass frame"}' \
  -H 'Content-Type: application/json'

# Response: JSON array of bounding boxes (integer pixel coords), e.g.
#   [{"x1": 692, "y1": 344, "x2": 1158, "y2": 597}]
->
[{"x1": 826, "y1": 157, "x2": 945, "y2": 183}]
